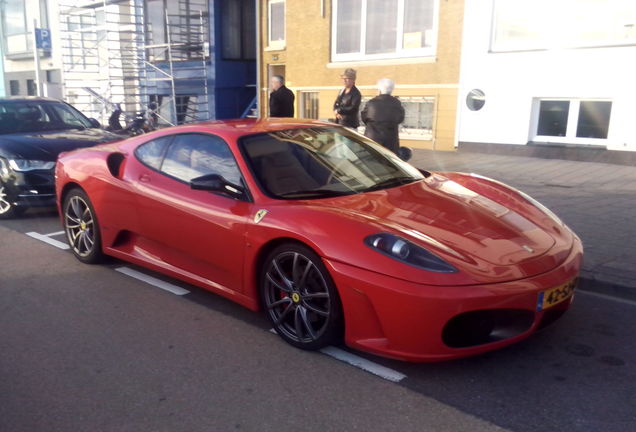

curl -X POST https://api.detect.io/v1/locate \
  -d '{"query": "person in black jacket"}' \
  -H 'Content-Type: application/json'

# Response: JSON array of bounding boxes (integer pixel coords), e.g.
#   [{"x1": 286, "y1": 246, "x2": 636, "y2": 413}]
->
[
  {"x1": 361, "y1": 78, "x2": 405, "y2": 154},
  {"x1": 269, "y1": 75, "x2": 295, "y2": 117},
  {"x1": 333, "y1": 68, "x2": 362, "y2": 128}
]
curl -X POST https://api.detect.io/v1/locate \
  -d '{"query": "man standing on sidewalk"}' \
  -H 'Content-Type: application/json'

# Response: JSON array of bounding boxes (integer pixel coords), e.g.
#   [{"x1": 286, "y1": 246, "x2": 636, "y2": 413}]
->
[{"x1": 269, "y1": 75, "x2": 295, "y2": 117}]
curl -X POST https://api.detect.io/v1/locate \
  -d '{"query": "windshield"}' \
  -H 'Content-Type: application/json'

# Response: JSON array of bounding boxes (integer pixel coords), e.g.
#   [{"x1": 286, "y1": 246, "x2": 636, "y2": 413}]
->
[
  {"x1": 0, "y1": 101, "x2": 93, "y2": 135},
  {"x1": 240, "y1": 126, "x2": 424, "y2": 199}
]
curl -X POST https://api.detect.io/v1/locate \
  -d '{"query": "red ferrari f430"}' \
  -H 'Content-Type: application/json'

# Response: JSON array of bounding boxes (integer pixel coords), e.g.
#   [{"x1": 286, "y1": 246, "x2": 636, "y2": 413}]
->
[{"x1": 55, "y1": 119, "x2": 582, "y2": 362}]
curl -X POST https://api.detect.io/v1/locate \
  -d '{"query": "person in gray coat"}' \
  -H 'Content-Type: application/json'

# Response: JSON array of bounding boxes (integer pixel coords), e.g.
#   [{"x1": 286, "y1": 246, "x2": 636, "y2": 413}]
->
[{"x1": 361, "y1": 78, "x2": 405, "y2": 154}]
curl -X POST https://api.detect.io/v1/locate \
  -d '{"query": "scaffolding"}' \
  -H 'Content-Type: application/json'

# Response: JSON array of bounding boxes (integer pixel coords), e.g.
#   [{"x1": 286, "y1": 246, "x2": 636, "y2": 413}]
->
[{"x1": 59, "y1": 0, "x2": 211, "y2": 127}]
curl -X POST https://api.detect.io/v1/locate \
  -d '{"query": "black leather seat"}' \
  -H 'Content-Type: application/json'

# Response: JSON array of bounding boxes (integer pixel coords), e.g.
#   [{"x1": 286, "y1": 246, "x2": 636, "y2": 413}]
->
[{"x1": 260, "y1": 151, "x2": 320, "y2": 196}]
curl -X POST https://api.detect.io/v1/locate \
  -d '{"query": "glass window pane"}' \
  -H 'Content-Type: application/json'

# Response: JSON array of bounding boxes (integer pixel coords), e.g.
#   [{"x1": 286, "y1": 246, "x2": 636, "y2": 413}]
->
[
  {"x1": 537, "y1": 100, "x2": 570, "y2": 137},
  {"x1": 136, "y1": 136, "x2": 172, "y2": 170},
  {"x1": 162, "y1": 134, "x2": 242, "y2": 184},
  {"x1": 269, "y1": 2, "x2": 285, "y2": 42},
  {"x1": 576, "y1": 101, "x2": 612, "y2": 139},
  {"x1": 365, "y1": 0, "x2": 398, "y2": 54},
  {"x1": 301, "y1": 92, "x2": 319, "y2": 119},
  {"x1": 242, "y1": 0, "x2": 256, "y2": 59},
  {"x1": 222, "y1": 1, "x2": 241, "y2": 59},
  {"x1": 3, "y1": 0, "x2": 26, "y2": 35},
  {"x1": 146, "y1": 0, "x2": 166, "y2": 45},
  {"x1": 336, "y1": 0, "x2": 361, "y2": 54},
  {"x1": 403, "y1": 0, "x2": 434, "y2": 48}
]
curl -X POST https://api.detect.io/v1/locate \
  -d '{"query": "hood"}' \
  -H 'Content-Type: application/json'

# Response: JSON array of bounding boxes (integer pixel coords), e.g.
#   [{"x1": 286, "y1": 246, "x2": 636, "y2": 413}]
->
[
  {"x1": 0, "y1": 128, "x2": 120, "y2": 161},
  {"x1": 308, "y1": 174, "x2": 571, "y2": 278}
]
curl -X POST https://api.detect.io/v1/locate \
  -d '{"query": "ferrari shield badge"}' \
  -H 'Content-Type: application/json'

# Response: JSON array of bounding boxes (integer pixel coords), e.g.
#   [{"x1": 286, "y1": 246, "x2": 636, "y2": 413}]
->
[{"x1": 254, "y1": 209, "x2": 269, "y2": 224}]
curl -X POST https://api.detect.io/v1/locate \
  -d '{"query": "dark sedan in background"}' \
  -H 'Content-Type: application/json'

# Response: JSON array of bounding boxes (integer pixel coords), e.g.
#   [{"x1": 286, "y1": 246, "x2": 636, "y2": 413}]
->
[{"x1": 0, "y1": 97, "x2": 119, "y2": 218}]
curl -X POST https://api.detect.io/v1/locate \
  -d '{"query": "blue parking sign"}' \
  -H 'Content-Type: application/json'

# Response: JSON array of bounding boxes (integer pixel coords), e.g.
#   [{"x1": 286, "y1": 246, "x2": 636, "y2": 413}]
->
[{"x1": 35, "y1": 28, "x2": 51, "y2": 50}]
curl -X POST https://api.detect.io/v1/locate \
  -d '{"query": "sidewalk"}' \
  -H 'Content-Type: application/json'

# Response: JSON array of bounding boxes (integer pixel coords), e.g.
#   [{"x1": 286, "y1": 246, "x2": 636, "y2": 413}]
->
[{"x1": 411, "y1": 149, "x2": 636, "y2": 300}]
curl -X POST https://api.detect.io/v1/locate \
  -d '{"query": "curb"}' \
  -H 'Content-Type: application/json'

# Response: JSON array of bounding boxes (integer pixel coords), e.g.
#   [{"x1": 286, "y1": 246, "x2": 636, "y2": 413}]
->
[{"x1": 577, "y1": 277, "x2": 636, "y2": 303}]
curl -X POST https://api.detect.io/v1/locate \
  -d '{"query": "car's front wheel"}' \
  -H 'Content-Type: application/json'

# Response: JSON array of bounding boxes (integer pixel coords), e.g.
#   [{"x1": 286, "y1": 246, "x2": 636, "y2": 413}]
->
[
  {"x1": 0, "y1": 183, "x2": 26, "y2": 219},
  {"x1": 261, "y1": 243, "x2": 343, "y2": 350},
  {"x1": 63, "y1": 188, "x2": 103, "y2": 264}
]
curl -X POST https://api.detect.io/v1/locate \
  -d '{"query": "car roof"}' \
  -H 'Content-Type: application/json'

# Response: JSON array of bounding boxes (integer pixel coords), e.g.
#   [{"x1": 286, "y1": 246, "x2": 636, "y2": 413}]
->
[
  {"x1": 150, "y1": 118, "x2": 339, "y2": 141},
  {"x1": 0, "y1": 96, "x2": 64, "y2": 103}
]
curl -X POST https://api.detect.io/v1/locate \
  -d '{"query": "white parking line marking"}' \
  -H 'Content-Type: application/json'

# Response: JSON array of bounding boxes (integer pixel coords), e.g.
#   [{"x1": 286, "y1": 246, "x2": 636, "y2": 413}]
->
[
  {"x1": 44, "y1": 231, "x2": 65, "y2": 237},
  {"x1": 578, "y1": 290, "x2": 636, "y2": 307},
  {"x1": 26, "y1": 232, "x2": 70, "y2": 250},
  {"x1": 320, "y1": 346, "x2": 407, "y2": 382},
  {"x1": 115, "y1": 267, "x2": 190, "y2": 296},
  {"x1": 268, "y1": 328, "x2": 406, "y2": 382}
]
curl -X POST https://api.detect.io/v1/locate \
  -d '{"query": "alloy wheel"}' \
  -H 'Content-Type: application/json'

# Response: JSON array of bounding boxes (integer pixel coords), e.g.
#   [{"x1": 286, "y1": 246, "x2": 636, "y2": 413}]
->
[
  {"x1": 0, "y1": 186, "x2": 11, "y2": 214},
  {"x1": 264, "y1": 251, "x2": 332, "y2": 344},
  {"x1": 65, "y1": 195, "x2": 96, "y2": 257}
]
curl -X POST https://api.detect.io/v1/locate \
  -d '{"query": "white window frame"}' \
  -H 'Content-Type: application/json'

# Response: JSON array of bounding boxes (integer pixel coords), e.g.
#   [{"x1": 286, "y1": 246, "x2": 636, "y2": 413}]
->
[
  {"x1": 530, "y1": 98, "x2": 613, "y2": 146},
  {"x1": 267, "y1": 0, "x2": 285, "y2": 50},
  {"x1": 331, "y1": 0, "x2": 439, "y2": 62}
]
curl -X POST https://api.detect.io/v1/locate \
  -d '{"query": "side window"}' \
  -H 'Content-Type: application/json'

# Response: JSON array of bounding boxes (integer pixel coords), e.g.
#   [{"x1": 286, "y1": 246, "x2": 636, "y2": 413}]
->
[
  {"x1": 135, "y1": 136, "x2": 172, "y2": 169},
  {"x1": 161, "y1": 134, "x2": 243, "y2": 185}
]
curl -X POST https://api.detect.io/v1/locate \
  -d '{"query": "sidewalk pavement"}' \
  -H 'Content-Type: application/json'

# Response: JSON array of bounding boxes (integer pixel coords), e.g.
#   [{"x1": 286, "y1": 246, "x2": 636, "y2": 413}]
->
[{"x1": 411, "y1": 149, "x2": 636, "y2": 300}]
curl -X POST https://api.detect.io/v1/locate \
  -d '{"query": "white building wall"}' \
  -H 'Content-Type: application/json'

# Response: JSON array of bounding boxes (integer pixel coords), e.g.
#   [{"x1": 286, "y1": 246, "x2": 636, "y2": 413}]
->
[{"x1": 458, "y1": 0, "x2": 636, "y2": 152}]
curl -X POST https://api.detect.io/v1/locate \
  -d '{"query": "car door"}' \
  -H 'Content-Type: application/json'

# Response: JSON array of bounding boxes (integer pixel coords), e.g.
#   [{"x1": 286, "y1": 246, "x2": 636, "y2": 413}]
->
[{"x1": 130, "y1": 132, "x2": 251, "y2": 294}]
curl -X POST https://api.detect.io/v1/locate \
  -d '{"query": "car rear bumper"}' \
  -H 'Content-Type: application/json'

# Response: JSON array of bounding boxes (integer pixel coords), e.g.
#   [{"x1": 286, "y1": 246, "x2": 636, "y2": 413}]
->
[{"x1": 324, "y1": 236, "x2": 583, "y2": 362}]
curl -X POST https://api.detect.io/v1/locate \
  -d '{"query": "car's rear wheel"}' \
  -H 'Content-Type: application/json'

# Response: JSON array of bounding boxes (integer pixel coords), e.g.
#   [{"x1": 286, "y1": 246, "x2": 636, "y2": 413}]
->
[
  {"x1": 63, "y1": 188, "x2": 103, "y2": 263},
  {"x1": 0, "y1": 183, "x2": 26, "y2": 219},
  {"x1": 261, "y1": 243, "x2": 343, "y2": 350}
]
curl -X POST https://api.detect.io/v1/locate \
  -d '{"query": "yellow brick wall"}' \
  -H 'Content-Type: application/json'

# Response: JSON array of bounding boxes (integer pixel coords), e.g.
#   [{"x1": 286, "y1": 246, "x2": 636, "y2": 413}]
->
[{"x1": 260, "y1": 0, "x2": 464, "y2": 151}]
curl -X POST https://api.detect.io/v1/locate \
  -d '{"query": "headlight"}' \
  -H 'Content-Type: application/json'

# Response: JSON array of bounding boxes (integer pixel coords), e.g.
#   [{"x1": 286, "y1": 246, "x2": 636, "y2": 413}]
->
[
  {"x1": 8, "y1": 159, "x2": 56, "y2": 171},
  {"x1": 365, "y1": 233, "x2": 458, "y2": 273}
]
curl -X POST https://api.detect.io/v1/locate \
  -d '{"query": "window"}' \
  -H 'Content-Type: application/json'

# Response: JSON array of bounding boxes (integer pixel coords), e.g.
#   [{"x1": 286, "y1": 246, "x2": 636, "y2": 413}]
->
[
  {"x1": 300, "y1": 92, "x2": 319, "y2": 119},
  {"x1": 161, "y1": 134, "x2": 242, "y2": 185},
  {"x1": 135, "y1": 136, "x2": 173, "y2": 170},
  {"x1": 492, "y1": 0, "x2": 636, "y2": 52},
  {"x1": 268, "y1": 0, "x2": 285, "y2": 49},
  {"x1": 576, "y1": 101, "x2": 612, "y2": 139},
  {"x1": 332, "y1": 0, "x2": 437, "y2": 61},
  {"x1": 48, "y1": 103, "x2": 93, "y2": 129},
  {"x1": 145, "y1": 0, "x2": 209, "y2": 61},
  {"x1": 534, "y1": 99, "x2": 612, "y2": 144},
  {"x1": 27, "y1": 80, "x2": 36, "y2": 96},
  {"x1": 2, "y1": 0, "x2": 29, "y2": 55},
  {"x1": 65, "y1": 12, "x2": 100, "y2": 71},
  {"x1": 359, "y1": 96, "x2": 434, "y2": 139},
  {"x1": 221, "y1": 0, "x2": 256, "y2": 60},
  {"x1": 537, "y1": 101, "x2": 570, "y2": 137},
  {"x1": 9, "y1": 80, "x2": 20, "y2": 96},
  {"x1": 466, "y1": 89, "x2": 486, "y2": 111}
]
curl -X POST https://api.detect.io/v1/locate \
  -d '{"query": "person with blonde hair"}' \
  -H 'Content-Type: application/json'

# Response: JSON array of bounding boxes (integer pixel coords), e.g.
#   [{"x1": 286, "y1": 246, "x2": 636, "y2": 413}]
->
[
  {"x1": 333, "y1": 68, "x2": 362, "y2": 128},
  {"x1": 361, "y1": 78, "x2": 404, "y2": 154}
]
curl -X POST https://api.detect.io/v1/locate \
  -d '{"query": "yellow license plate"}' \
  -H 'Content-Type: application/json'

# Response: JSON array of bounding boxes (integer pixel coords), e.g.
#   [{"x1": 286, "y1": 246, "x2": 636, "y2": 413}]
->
[{"x1": 537, "y1": 279, "x2": 576, "y2": 311}]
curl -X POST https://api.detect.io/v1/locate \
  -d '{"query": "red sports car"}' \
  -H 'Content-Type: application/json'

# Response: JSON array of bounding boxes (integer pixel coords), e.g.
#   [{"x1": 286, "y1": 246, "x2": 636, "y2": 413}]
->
[{"x1": 55, "y1": 119, "x2": 582, "y2": 362}]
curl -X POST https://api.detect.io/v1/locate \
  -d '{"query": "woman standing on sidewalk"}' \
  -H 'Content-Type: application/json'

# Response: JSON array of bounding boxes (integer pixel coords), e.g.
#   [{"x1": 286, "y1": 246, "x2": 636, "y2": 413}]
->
[{"x1": 333, "y1": 68, "x2": 362, "y2": 128}]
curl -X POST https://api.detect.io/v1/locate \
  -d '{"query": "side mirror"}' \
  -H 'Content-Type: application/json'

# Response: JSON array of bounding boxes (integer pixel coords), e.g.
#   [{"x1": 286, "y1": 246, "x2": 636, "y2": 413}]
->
[
  {"x1": 88, "y1": 118, "x2": 101, "y2": 128},
  {"x1": 190, "y1": 174, "x2": 245, "y2": 200}
]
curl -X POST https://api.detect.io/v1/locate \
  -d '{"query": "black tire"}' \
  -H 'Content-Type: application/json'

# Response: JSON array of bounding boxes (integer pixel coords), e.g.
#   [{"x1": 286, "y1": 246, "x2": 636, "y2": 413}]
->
[
  {"x1": 0, "y1": 183, "x2": 26, "y2": 219},
  {"x1": 63, "y1": 188, "x2": 103, "y2": 264},
  {"x1": 261, "y1": 243, "x2": 343, "y2": 350}
]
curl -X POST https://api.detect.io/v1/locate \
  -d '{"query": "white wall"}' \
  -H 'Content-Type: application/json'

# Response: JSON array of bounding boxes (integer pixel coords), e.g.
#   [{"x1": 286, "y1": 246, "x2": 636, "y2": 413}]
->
[{"x1": 458, "y1": 0, "x2": 636, "y2": 152}]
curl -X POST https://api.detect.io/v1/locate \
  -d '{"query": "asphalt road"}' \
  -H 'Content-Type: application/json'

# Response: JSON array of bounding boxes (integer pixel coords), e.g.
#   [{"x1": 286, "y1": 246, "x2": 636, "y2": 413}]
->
[{"x1": 1, "y1": 212, "x2": 635, "y2": 432}]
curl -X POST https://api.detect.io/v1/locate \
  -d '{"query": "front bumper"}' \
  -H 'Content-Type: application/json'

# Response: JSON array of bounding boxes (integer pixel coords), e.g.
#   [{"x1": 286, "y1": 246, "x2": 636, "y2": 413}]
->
[
  {"x1": 325, "y1": 236, "x2": 583, "y2": 362},
  {"x1": 1, "y1": 169, "x2": 56, "y2": 208}
]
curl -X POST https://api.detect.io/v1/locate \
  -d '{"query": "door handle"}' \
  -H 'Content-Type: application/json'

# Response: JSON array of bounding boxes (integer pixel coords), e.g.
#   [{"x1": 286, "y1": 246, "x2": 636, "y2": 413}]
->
[{"x1": 139, "y1": 174, "x2": 151, "y2": 183}]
